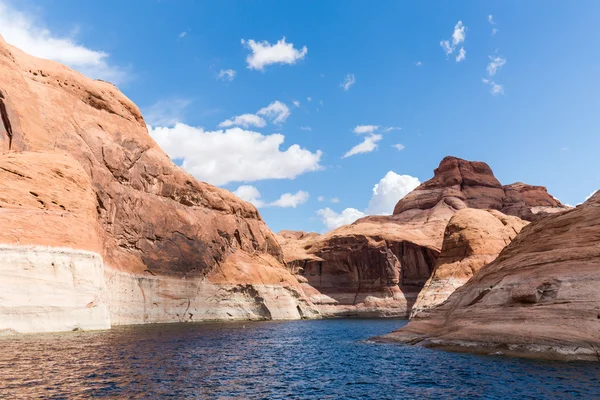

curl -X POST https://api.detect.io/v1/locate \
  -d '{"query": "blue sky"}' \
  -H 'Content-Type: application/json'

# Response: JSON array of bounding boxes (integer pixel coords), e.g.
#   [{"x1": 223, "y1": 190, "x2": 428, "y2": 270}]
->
[{"x1": 1, "y1": 0, "x2": 599, "y2": 233}]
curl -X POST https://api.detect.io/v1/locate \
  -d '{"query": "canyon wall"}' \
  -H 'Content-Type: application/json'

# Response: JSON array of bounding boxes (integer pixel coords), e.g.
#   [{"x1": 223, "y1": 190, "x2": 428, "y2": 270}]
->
[
  {"x1": 0, "y1": 36, "x2": 317, "y2": 333},
  {"x1": 376, "y1": 192, "x2": 600, "y2": 361}
]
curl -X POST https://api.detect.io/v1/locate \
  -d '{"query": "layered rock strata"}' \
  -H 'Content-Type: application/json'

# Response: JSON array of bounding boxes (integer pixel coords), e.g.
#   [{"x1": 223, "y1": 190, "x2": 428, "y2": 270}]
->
[
  {"x1": 410, "y1": 208, "x2": 528, "y2": 317},
  {"x1": 278, "y1": 157, "x2": 568, "y2": 318},
  {"x1": 0, "y1": 36, "x2": 317, "y2": 333},
  {"x1": 376, "y1": 192, "x2": 600, "y2": 361}
]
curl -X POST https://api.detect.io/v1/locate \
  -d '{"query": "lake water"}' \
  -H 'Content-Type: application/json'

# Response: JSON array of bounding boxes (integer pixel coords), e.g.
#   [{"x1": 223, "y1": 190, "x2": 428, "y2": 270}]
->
[{"x1": 0, "y1": 319, "x2": 599, "y2": 399}]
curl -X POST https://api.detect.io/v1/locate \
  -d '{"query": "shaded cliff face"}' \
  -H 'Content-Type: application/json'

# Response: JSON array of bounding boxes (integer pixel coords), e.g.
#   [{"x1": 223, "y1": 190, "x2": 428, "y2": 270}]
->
[
  {"x1": 377, "y1": 192, "x2": 600, "y2": 361},
  {"x1": 0, "y1": 37, "x2": 317, "y2": 331},
  {"x1": 277, "y1": 156, "x2": 568, "y2": 318},
  {"x1": 0, "y1": 35, "x2": 282, "y2": 279},
  {"x1": 410, "y1": 208, "x2": 528, "y2": 317}
]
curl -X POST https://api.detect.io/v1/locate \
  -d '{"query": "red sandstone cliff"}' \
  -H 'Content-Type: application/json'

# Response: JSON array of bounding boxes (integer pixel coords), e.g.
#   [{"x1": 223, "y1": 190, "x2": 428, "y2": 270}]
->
[
  {"x1": 0, "y1": 36, "x2": 316, "y2": 333},
  {"x1": 377, "y1": 192, "x2": 600, "y2": 361}
]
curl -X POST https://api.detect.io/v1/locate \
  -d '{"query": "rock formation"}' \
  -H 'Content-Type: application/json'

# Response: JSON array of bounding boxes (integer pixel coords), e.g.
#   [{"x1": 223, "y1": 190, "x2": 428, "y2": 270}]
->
[
  {"x1": 278, "y1": 156, "x2": 568, "y2": 318},
  {"x1": 410, "y1": 208, "x2": 528, "y2": 317},
  {"x1": 376, "y1": 192, "x2": 600, "y2": 361},
  {"x1": 0, "y1": 36, "x2": 317, "y2": 333}
]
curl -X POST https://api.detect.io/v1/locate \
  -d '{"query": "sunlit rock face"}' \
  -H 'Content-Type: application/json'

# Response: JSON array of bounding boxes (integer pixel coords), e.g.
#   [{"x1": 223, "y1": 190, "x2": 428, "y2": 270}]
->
[
  {"x1": 0, "y1": 36, "x2": 317, "y2": 333},
  {"x1": 376, "y1": 192, "x2": 600, "y2": 361},
  {"x1": 410, "y1": 208, "x2": 528, "y2": 317},
  {"x1": 277, "y1": 156, "x2": 568, "y2": 318}
]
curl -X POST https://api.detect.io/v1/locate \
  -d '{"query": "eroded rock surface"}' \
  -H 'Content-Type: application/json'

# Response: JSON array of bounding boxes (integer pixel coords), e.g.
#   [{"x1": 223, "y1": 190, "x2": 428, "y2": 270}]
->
[
  {"x1": 0, "y1": 36, "x2": 317, "y2": 332},
  {"x1": 410, "y1": 208, "x2": 528, "y2": 317},
  {"x1": 376, "y1": 192, "x2": 600, "y2": 361},
  {"x1": 278, "y1": 156, "x2": 568, "y2": 318}
]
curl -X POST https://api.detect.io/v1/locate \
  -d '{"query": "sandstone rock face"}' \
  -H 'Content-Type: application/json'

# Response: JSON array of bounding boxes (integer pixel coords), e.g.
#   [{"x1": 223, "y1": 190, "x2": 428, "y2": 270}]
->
[
  {"x1": 0, "y1": 36, "x2": 317, "y2": 333},
  {"x1": 410, "y1": 208, "x2": 528, "y2": 317},
  {"x1": 278, "y1": 156, "x2": 568, "y2": 318},
  {"x1": 377, "y1": 192, "x2": 600, "y2": 361}
]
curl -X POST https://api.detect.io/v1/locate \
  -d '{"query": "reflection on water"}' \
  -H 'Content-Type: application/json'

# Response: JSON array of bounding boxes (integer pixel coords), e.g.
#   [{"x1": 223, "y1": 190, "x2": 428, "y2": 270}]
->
[{"x1": 0, "y1": 319, "x2": 599, "y2": 399}]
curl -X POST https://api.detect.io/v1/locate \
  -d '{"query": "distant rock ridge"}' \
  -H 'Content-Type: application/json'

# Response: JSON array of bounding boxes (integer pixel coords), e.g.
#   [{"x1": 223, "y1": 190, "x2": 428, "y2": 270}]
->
[
  {"x1": 376, "y1": 192, "x2": 600, "y2": 361},
  {"x1": 278, "y1": 156, "x2": 569, "y2": 318},
  {"x1": 0, "y1": 35, "x2": 318, "y2": 333}
]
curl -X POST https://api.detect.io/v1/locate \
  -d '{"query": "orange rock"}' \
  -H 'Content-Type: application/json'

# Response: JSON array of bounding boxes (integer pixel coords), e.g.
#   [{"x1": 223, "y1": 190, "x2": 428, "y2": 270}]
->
[
  {"x1": 376, "y1": 192, "x2": 600, "y2": 361},
  {"x1": 0, "y1": 35, "x2": 316, "y2": 331}
]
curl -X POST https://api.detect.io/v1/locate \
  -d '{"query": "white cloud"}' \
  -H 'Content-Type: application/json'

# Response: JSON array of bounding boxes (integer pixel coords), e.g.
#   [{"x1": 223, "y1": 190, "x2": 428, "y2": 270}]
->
[
  {"x1": 353, "y1": 125, "x2": 379, "y2": 134},
  {"x1": 482, "y1": 78, "x2": 504, "y2": 95},
  {"x1": 382, "y1": 126, "x2": 402, "y2": 132},
  {"x1": 233, "y1": 185, "x2": 265, "y2": 208},
  {"x1": 270, "y1": 190, "x2": 309, "y2": 208},
  {"x1": 217, "y1": 69, "x2": 236, "y2": 81},
  {"x1": 392, "y1": 143, "x2": 405, "y2": 151},
  {"x1": 257, "y1": 100, "x2": 290, "y2": 125},
  {"x1": 179, "y1": 31, "x2": 187, "y2": 38},
  {"x1": 233, "y1": 185, "x2": 308, "y2": 208},
  {"x1": 241, "y1": 37, "x2": 307, "y2": 70},
  {"x1": 486, "y1": 56, "x2": 506, "y2": 76},
  {"x1": 317, "y1": 171, "x2": 421, "y2": 230},
  {"x1": 218, "y1": 113, "x2": 266, "y2": 128},
  {"x1": 341, "y1": 73, "x2": 356, "y2": 91},
  {"x1": 149, "y1": 124, "x2": 322, "y2": 186},
  {"x1": 143, "y1": 99, "x2": 191, "y2": 127},
  {"x1": 366, "y1": 172, "x2": 421, "y2": 215},
  {"x1": 416, "y1": 61, "x2": 422, "y2": 67},
  {"x1": 0, "y1": 1, "x2": 127, "y2": 84},
  {"x1": 440, "y1": 21, "x2": 467, "y2": 62},
  {"x1": 317, "y1": 196, "x2": 325, "y2": 202},
  {"x1": 300, "y1": 126, "x2": 312, "y2": 131},
  {"x1": 317, "y1": 208, "x2": 366, "y2": 230},
  {"x1": 293, "y1": 100, "x2": 300, "y2": 107},
  {"x1": 492, "y1": 28, "x2": 498, "y2": 35},
  {"x1": 342, "y1": 134, "x2": 382, "y2": 158},
  {"x1": 488, "y1": 15, "x2": 495, "y2": 24},
  {"x1": 307, "y1": 97, "x2": 312, "y2": 102},
  {"x1": 331, "y1": 197, "x2": 340, "y2": 204},
  {"x1": 218, "y1": 100, "x2": 290, "y2": 128}
]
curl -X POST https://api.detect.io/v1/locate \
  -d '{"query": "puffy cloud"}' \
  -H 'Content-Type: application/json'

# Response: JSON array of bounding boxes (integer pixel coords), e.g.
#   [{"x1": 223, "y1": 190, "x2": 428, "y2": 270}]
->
[
  {"x1": 293, "y1": 100, "x2": 300, "y2": 107},
  {"x1": 149, "y1": 124, "x2": 322, "y2": 186},
  {"x1": 257, "y1": 100, "x2": 290, "y2": 125},
  {"x1": 342, "y1": 134, "x2": 382, "y2": 158},
  {"x1": 218, "y1": 100, "x2": 290, "y2": 128},
  {"x1": 317, "y1": 208, "x2": 366, "y2": 231},
  {"x1": 218, "y1": 113, "x2": 266, "y2": 128},
  {"x1": 482, "y1": 78, "x2": 504, "y2": 95},
  {"x1": 317, "y1": 171, "x2": 420, "y2": 231},
  {"x1": 340, "y1": 73, "x2": 356, "y2": 91},
  {"x1": 270, "y1": 190, "x2": 309, "y2": 208},
  {"x1": 233, "y1": 185, "x2": 265, "y2": 208},
  {"x1": 392, "y1": 143, "x2": 405, "y2": 151},
  {"x1": 486, "y1": 56, "x2": 506, "y2": 76},
  {"x1": 143, "y1": 99, "x2": 191, "y2": 127},
  {"x1": 366, "y1": 172, "x2": 421, "y2": 215},
  {"x1": 353, "y1": 125, "x2": 379, "y2": 134},
  {"x1": 241, "y1": 37, "x2": 307, "y2": 70},
  {"x1": 455, "y1": 47, "x2": 466, "y2": 62},
  {"x1": 440, "y1": 21, "x2": 467, "y2": 62},
  {"x1": 217, "y1": 69, "x2": 236, "y2": 81},
  {"x1": 233, "y1": 185, "x2": 308, "y2": 208},
  {"x1": 0, "y1": 1, "x2": 127, "y2": 84}
]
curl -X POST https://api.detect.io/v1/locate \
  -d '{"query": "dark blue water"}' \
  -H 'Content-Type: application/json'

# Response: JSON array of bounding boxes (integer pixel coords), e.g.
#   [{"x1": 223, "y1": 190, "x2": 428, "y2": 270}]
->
[{"x1": 0, "y1": 319, "x2": 599, "y2": 399}]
